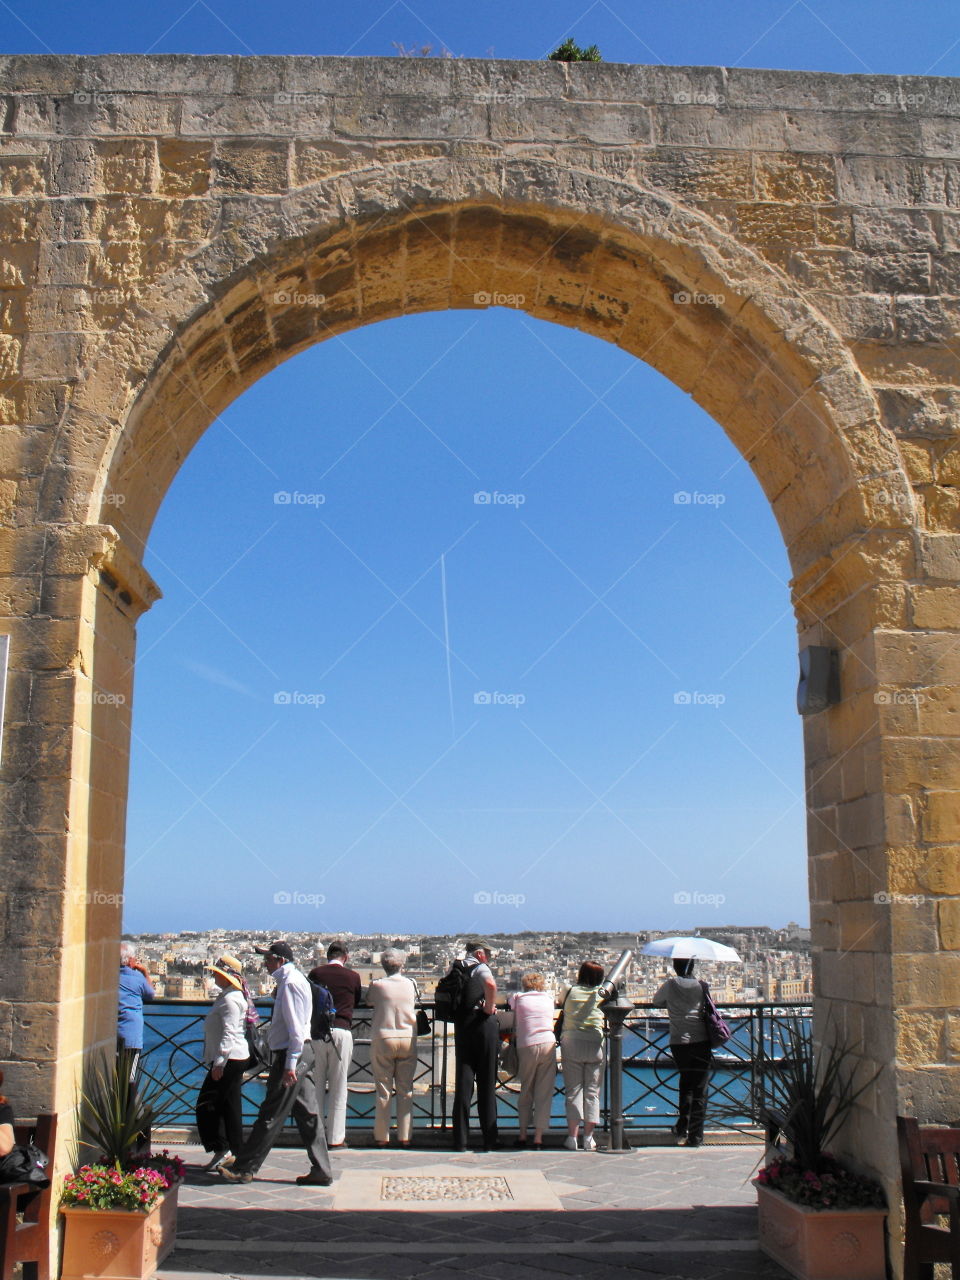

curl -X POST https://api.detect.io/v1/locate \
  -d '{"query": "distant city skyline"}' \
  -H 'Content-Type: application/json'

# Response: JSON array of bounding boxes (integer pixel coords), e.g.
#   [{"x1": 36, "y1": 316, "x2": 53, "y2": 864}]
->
[{"x1": 128, "y1": 923, "x2": 812, "y2": 1004}]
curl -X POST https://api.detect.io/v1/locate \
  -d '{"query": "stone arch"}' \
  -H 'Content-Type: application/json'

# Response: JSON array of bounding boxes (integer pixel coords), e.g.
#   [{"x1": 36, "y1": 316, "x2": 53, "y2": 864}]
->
[
  {"x1": 2, "y1": 138, "x2": 943, "y2": 1242},
  {"x1": 44, "y1": 156, "x2": 917, "y2": 1180},
  {"x1": 47, "y1": 157, "x2": 912, "y2": 568}
]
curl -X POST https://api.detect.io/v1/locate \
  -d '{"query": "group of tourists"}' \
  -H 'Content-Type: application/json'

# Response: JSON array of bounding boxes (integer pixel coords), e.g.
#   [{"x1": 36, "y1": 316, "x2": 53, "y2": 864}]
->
[
  {"x1": 450, "y1": 944, "x2": 713, "y2": 1153},
  {"x1": 118, "y1": 938, "x2": 716, "y2": 1184}
]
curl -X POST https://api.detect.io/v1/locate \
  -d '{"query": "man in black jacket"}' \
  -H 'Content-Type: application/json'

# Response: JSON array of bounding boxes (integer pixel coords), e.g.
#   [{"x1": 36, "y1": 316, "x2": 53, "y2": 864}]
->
[{"x1": 452, "y1": 942, "x2": 499, "y2": 1152}]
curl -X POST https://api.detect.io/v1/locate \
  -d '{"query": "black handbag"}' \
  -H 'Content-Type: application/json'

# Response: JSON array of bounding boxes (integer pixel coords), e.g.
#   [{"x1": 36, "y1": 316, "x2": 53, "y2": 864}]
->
[
  {"x1": 553, "y1": 989, "x2": 570, "y2": 1043},
  {"x1": 0, "y1": 1141, "x2": 50, "y2": 1188},
  {"x1": 242, "y1": 1020, "x2": 272, "y2": 1078},
  {"x1": 413, "y1": 981, "x2": 432, "y2": 1036}
]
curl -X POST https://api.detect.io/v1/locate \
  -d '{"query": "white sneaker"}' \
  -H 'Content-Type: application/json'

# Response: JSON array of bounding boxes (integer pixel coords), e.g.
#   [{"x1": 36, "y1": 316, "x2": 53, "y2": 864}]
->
[
  {"x1": 583, "y1": 1135, "x2": 597, "y2": 1152},
  {"x1": 563, "y1": 1136, "x2": 578, "y2": 1151}
]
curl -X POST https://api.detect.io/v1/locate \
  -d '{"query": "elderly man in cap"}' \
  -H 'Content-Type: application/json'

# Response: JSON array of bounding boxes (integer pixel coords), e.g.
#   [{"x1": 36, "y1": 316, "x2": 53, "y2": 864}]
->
[
  {"x1": 118, "y1": 942, "x2": 155, "y2": 1085},
  {"x1": 220, "y1": 940, "x2": 332, "y2": 1186}
]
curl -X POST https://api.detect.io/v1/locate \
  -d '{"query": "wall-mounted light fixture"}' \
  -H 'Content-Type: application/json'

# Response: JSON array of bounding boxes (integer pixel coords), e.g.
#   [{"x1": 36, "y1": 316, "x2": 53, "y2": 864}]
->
[{"x1": 797, "y1": 645, "x2": 840, "y2": 716}]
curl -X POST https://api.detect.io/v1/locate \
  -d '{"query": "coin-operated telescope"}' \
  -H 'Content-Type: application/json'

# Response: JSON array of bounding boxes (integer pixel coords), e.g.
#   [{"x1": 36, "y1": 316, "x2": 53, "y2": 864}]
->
[
  {"x1": 599, "y1": 950, "x2": 634, "y2": 1153},
  {"x1": 599, "y1": 949, "x2": 633, "y2": 1003}
]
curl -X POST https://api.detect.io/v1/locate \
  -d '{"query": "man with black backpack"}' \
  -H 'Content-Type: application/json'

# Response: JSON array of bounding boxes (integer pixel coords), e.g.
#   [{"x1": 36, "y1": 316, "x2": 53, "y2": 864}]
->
[{"x1": 450, "y1": 942, "x2": 499, "y2": 1152}]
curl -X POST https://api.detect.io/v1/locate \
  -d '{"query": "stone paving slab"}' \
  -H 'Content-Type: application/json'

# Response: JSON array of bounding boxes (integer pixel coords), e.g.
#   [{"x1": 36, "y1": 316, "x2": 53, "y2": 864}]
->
[{"x1": 158, "y1": 1141, "x2": 791, "y2": 1280}]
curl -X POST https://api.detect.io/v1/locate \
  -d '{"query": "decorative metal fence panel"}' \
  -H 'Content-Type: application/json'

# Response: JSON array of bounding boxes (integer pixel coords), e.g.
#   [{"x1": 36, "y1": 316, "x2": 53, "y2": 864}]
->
[{"x1": 141, "y1": 999, "x2": 810, "y2": 1134}]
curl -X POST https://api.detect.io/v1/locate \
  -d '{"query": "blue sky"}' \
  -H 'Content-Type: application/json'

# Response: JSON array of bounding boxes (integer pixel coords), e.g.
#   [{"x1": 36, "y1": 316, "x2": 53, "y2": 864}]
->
[
  {"x1": 4, "y1": 1, "x2": 960, "y2": 74},
  {"x1": 8, "y1": 2, "x2": 958, "y2": 934}
]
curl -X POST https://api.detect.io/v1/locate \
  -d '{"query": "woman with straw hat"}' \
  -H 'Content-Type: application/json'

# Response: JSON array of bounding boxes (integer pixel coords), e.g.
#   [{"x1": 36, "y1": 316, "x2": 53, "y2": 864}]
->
[{"x1": 196, "y1": 954, "x2": 252, "y2": 1171}]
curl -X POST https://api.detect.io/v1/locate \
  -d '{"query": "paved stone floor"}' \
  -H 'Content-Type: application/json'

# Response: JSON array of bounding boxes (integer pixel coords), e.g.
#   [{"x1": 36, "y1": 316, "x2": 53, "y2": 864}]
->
[{"x1": 159, "y1": 1135, "x2": 794, "y2": 1280}]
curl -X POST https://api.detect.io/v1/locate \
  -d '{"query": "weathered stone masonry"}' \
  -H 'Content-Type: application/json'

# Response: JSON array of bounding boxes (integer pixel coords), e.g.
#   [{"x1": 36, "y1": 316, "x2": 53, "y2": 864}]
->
[{"x1": 1, "y1": 54, "x2": 960, "y2": 1213}]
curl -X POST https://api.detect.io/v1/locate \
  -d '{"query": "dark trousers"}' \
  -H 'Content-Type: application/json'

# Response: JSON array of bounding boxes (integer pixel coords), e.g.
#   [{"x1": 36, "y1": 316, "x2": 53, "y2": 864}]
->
[
  {"x1": 117, "y1": 1039, "x2": 140, "y2": 1087},
  {"x1": 453, "y1": 1014, "x2": 499, "y2": 1147},
  {"x1": 670, "y1": 1041, "x2": 712, "y2": 1140},
  {"x1": 196, "y1": 1058, "x2": 249, "y2": 1154},
  {"x1": 116, "y1": 1040, "x2": 149, "y2": 1155},
  {"x1": 233, "y1": 1044, "x2": 331, "y2": 1178}
]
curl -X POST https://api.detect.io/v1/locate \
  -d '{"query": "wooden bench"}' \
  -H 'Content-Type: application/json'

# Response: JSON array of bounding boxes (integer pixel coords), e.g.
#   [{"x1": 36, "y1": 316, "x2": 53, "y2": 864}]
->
[
  {"x1": 898, "y1": 1114, "x2": 960, "y2": 1280},
  {"x1": 0, "y1": 1113, "x2": 56, "y2": 1280}
]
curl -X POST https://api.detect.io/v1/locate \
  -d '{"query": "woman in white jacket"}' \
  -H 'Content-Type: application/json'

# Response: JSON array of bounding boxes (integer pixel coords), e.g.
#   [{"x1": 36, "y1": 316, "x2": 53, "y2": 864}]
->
[
  {"x1": 196, "y1": 954, "x2": 252, "y2": 1170},
  {"x1": 367, "y1": 949, "x2": 418, "y2": 1146}
]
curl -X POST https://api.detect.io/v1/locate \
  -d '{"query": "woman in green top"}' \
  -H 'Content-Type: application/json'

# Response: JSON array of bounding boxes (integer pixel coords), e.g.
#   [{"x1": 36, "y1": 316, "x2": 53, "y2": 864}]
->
[{"x1": 559, "y1": 960, "x2": 605, "y2": 1151}]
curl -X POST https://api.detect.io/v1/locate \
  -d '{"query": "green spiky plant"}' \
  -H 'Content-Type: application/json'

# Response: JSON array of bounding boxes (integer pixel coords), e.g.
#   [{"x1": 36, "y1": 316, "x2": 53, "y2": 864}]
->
[
  {"x1": 758, "y1": 1018, "x2": 885, "y2": 1209},
  {"x1": 62, "y1": 1051, "x2": 184, "y2": 1212},
  {"x1": 77, "y1": 1050, "x2": 165, "y2": 1165},
  {"x1": 548, "y1": 38, "x2": 602, "y2": 62}
]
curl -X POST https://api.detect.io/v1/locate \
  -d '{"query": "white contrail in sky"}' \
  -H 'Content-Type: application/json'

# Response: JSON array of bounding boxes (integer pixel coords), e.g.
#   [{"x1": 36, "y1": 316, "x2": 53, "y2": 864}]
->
[{"x1": 440, "y1": 553, "x2": 455, "y2": 741}]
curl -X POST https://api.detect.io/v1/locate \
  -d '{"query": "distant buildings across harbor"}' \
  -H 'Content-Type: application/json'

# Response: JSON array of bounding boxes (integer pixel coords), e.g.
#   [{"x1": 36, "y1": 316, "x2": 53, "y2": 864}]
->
[{"x1": 125, "y1": 925, "x2": 812, "y2": 1004}]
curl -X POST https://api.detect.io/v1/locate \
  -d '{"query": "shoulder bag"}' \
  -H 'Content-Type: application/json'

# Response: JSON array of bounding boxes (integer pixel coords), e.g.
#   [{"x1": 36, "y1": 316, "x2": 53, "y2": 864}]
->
[
  {"x1": 499, "y1": 1025, "x2": 519, "y2": 1076},
  {"x1": 699, "y1": 980, "x2": 732, "y2": 1048},
  {"x1": 412, "y1": 980, "x2": 432, "y2": 1036},
  {"x1": 553, "y1": 988, "x2": 571, "y2": 1043},
  {"x1": 0, "y1": 1140, "x2": 50, "y2": 1188}
]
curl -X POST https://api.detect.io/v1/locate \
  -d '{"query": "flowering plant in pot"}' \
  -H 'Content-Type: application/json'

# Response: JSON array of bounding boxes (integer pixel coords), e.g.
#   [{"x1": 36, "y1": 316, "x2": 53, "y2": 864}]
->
[
  {"x1": 754, "y1": 1018, "x2": 887, "y2": 1280},
  {"x1": 756, "y1": 1153, "x2": 884, "y2": 1211},
  {"x1": 60, "y1": 1156, "x2": 183, "y2": 1213},
  {"x1": 59, "y1": 1052, "x2": 183, "y2": 1280}
]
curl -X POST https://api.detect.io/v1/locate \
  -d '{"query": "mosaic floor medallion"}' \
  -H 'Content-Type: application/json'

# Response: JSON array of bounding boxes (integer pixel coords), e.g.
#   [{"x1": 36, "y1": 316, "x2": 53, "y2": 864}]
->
[
  {"x1": 380, "y1": 1175, "x2": 514, "y2": 1202},
  {"x1": 333, "y1": 1164, "x2": 564, "y2": 1212}
]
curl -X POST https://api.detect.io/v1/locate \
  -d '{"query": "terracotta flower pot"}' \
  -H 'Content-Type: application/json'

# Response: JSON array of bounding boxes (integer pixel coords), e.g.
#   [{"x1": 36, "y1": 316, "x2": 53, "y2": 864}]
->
[
  {"x1": 60, "y1": 1183, "x2": 178, "y2": 1280},
  {"x1": 756, "y1": 1183, "x2": 886, "y2": 1280}
]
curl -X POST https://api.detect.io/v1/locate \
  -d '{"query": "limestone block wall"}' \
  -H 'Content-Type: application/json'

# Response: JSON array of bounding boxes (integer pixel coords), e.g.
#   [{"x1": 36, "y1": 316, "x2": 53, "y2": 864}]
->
[{"x1": 0, "y1": 56, "x2": 958, "y2": 1226}]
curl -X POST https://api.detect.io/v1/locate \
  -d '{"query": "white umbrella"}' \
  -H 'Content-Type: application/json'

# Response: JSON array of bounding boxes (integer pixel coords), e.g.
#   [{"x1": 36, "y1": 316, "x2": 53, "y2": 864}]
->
[{"x1": 641, "y1": 936, "x2": 741, "y2": 962}]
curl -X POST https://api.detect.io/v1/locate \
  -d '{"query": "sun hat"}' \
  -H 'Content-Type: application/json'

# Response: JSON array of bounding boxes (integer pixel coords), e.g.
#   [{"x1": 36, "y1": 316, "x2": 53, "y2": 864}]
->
[{"x1": 207, "y1": 954, "x2": 244, "y2": 990}]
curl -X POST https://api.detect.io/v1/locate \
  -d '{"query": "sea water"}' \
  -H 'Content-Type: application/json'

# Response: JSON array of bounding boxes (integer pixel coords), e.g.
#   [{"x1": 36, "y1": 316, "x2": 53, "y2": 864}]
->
[{"x1": 143, "y1": 1003, "x2": 800, "y2": 1132}]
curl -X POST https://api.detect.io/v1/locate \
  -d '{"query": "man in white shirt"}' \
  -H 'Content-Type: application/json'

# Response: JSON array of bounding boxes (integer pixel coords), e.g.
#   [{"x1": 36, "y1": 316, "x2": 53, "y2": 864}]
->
[{"x1": 220, "y1": 940, "x2": 332, "y2": 1186}]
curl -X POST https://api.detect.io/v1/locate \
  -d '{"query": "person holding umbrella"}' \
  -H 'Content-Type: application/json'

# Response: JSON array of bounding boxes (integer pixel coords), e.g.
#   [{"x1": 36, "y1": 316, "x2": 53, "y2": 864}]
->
[
  {"x1": 646, "y1": 937, "x2": 740, "y2": 1149},
  {"x1": 652, "y1": 958, "x2": 711, "y2": 1146}
]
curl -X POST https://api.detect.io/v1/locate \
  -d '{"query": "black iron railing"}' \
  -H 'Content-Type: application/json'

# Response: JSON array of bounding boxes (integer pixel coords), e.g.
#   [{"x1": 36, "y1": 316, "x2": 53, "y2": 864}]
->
[{"x1": 140, "y1": 998, "x2": 810, "y2": 1134}]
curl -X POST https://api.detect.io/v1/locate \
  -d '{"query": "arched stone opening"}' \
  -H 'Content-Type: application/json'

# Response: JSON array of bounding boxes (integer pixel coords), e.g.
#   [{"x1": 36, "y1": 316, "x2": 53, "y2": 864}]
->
[{"x1": 0, "y1": 146, "x2": 944, "y2": 1238}]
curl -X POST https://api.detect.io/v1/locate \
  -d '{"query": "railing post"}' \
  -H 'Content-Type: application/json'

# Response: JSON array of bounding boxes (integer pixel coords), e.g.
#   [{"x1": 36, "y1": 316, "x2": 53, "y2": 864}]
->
[
  {"x1": 440, "y1": 1018, "x2": 448, "y2": 1131},
  {"x1": 755, "y1": 1003, "x2": 765, "y2": 1124},
  {"x1": 602, "y1": 996, "x2": 633, "y2": 1153}
]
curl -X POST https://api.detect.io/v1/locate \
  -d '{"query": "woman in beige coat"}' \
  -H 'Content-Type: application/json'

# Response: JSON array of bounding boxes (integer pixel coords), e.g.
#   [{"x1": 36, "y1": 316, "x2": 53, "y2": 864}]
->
[{"x1": 367, "y1": 949, "x2": 418, "y2": 1146}]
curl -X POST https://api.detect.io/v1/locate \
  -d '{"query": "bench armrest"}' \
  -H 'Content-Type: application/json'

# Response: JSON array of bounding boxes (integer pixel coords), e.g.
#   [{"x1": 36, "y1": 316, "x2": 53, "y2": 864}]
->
[
  {"x1": 914, "y1": 1179, "x2": 960, "y2": 1202},
  {"x1": 0, "y1": 1182, "x2": 33, "y2": 1199}
]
